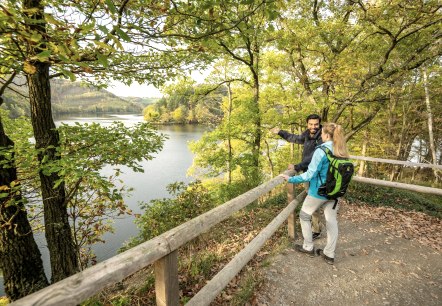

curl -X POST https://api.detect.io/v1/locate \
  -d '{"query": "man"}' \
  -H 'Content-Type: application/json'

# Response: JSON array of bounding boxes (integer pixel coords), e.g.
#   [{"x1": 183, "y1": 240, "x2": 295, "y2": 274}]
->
[{"x1": 271, "y1": 113, "x2": 323, "y2": 239}]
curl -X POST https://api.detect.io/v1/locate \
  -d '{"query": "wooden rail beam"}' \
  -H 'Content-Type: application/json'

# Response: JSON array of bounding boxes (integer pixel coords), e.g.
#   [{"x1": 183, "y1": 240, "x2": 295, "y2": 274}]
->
[
  {"x1": 10, "y1": 235, "x2": 171, "y2": 306},
  {"x1": 11, "y1": 175, "x2": 287, "y2": 306},
  {"x1": 350, "y1": 155, "x2": 442, "y2": 170},
  {"x1": 187, "y1": 190, "x2": 307, "y2": 306},
  {"x1": 286, "y1": 169, "x2": 297, "y2": 239},
  {"x1": 352, "y1": 176, "x2": 442, "y2": 196}
]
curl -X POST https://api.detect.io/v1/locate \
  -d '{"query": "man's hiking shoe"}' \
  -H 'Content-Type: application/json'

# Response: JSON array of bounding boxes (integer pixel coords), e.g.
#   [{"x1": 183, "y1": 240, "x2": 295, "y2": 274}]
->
[
  {"x1": 316, "y1": 249, "x2": 334, "y2": 265},
  {"x1": 312, "y1": 232, "x2": 321, "y2": 240},
  {"x1": 293, "y1": 244, "x2": 316, "y2": 257}
]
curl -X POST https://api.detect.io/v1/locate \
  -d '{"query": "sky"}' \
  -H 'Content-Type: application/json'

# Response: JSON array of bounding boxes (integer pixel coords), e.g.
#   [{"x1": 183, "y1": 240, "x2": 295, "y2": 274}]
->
[
  {"x1": 107, "y1": 81, "x2": 163, "y2": 98},
  {"x1": 106, "y1": 70, "x2": 211, "y2": 98}
]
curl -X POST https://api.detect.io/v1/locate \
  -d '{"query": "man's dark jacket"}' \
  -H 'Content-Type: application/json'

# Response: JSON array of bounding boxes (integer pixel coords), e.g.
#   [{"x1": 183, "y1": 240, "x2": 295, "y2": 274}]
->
[{"x1": 278, "y1": 128, "x2": 323, "y2": 172}]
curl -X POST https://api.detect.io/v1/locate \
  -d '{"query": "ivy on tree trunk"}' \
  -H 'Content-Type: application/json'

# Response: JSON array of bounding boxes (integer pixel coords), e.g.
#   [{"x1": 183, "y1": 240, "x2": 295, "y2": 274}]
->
[{"x1": 0, "y1": 113, "x2": 49, "y2": 300}]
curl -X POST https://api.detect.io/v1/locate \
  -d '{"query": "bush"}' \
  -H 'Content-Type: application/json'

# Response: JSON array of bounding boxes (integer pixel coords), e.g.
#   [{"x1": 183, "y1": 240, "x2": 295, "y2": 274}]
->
[{"x1": 121, "y1": 181, "x2": 215, "y2": 250}]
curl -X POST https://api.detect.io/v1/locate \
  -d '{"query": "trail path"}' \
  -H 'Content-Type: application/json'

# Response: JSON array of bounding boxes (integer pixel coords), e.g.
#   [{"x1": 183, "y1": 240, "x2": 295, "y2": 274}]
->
[{"x1": 254, "y1": 204, "x2": 441, "y2": 306}]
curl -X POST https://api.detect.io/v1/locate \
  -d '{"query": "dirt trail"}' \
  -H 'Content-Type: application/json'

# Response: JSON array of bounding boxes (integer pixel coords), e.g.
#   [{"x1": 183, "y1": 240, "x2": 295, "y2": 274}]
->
[{"x1": 254, "y1": 207, "x2": 442, "y2": 306}]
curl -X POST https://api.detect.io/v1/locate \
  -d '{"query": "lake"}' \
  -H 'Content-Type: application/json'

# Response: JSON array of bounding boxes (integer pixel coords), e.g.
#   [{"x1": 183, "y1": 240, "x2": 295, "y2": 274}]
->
[{"x1": 0, "y1": 114, "x2": 206, "y2": 295}]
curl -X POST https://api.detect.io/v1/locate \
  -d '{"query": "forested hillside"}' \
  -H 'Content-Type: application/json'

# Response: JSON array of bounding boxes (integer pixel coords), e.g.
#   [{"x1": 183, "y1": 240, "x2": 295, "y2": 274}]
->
[
  {"x1": 143, "y1": 78, "x2": 226, "y2": 124},
  {"x1": 123, "y1": 96, "x2": 160, "y2": 106},
  {"x1": 2, "y1": 78, "x2": 143, "y2": 118}
]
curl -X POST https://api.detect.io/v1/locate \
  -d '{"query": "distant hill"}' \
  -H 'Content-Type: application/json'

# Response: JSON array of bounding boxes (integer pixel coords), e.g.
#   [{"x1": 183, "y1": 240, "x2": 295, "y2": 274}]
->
[
  {"x1": 2, "y1": 78, "x2": 144, "y2": 118},
  {"x1": 121, "y1": 97, "x2": 161, "y2": 106}
]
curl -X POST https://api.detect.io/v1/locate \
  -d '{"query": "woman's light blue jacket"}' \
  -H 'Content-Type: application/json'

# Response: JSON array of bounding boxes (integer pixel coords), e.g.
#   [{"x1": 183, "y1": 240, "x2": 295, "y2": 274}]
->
[{"x1": 287, "y1": 140, "x2": 333, "y2": 200}]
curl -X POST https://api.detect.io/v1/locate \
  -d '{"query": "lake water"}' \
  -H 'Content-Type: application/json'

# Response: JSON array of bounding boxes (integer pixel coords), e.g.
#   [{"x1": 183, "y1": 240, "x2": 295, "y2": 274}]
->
[{"x1": 0, "y1": 114, "x2": 206, "y2": 295}]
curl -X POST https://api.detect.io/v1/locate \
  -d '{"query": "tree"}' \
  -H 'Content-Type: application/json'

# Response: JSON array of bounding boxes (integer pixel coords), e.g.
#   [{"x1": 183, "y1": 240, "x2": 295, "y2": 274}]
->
[
  {"x1": 0, "y1": 85, "x2": 49, "y2": 299},
  {"x1": 0, "y1": 0, "x2": 268, "y2": 295},
  {"x1": 422, "y1": 67, "x2": 440, "y2": 181},
  {"x1": 143, "y1": 104, "x2": 160, "y2": 122},
  {"x1": 55, "y1": 122, "x2": 165, "y2": 268},
  {"x1": 184, "y1": 1, "x2": 280, "y2": 185},
  {"x1": 276, "y1": 0, "x2": 441, "y2": 137}
]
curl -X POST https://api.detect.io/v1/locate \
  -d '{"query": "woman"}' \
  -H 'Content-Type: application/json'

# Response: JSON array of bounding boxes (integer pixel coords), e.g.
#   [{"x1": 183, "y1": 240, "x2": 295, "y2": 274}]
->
[{"x1": 280, "y1": 122, "x2": 349, "y2": 265}]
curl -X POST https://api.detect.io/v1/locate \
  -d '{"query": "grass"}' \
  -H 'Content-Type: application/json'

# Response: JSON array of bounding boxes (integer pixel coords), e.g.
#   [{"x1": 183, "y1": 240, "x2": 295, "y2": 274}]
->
[{"x1": 231, "y1": 271, "x2": 262, "y2": 305}]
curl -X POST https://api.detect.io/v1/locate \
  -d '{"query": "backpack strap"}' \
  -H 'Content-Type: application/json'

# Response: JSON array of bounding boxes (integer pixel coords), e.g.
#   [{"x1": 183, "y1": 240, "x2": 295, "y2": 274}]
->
[
  {"x1": 317, "y1": 146, "x2": 332, "y2": 160},
  {"x1": 332, "y1": 199, "x2": 338, "y2": 210},
  {"x1": 316, "y1": 146, "x2": 329, "y2": 185}
]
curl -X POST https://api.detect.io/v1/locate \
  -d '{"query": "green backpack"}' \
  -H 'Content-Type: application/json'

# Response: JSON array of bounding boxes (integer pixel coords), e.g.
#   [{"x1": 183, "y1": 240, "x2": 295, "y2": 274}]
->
[{"x1": 317, "y1": 146, "x2": 354, "y2": 208}]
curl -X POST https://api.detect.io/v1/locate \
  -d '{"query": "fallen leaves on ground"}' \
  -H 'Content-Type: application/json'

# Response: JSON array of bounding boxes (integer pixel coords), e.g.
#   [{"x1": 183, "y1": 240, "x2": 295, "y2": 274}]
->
[{"x1": 340, "y1": 199, "x2": 442, "y2": 251}]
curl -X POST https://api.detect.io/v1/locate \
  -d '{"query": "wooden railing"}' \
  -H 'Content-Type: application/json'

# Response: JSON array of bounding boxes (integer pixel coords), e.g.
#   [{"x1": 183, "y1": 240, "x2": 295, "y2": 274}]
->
[
  {"x1": 350, "y1": 155, "x2": 442, "y2": 170},
  {"x1": 350, "y1": 155, "x2": 442, "y2": 196},
  {"x1": 10, "y1": 156, "x2": 442, "y2": 306},
  {"x1": 11, "y1": 170, "x2": 302, "y2": 306}
]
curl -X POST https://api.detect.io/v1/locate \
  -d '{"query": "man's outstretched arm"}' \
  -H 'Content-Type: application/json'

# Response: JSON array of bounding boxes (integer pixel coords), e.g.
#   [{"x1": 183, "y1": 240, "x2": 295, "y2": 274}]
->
[{"x1": 272, "y1": 128, "x2": 305, "y2": 144}]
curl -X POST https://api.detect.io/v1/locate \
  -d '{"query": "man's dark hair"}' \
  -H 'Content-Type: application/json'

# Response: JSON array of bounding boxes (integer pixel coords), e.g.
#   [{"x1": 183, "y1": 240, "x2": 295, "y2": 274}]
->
[{"x1": 306, "y1": 113, "x2": 321, "y2": 123}]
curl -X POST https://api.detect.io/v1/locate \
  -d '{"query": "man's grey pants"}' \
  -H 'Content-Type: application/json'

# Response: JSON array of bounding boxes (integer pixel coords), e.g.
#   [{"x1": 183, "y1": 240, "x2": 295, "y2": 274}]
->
[{"x1": 299, "y1": 195, "x2": 339, "y2": 258}]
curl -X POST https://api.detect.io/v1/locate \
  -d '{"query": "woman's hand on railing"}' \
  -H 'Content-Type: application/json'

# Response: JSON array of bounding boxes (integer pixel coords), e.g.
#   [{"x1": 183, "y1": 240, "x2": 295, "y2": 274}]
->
[{"x1": 279, "y1": 174, "x2": 290, "y2": 181}]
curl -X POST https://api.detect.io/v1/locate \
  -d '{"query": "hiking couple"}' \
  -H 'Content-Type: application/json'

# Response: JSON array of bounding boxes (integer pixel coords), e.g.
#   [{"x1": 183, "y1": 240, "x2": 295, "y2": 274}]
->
[{"x1": 271, "y1": 114, "x2": 350, "y2": 265}]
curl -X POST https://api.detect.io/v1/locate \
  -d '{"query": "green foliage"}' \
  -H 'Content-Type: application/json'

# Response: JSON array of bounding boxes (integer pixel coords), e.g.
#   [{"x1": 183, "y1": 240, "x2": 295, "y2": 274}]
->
[
  {"x1": 189, "y1": 82, "x2": 271, "y2": 186},
  {"x1": 110, "y1": 296, "x2": 131, "y2": 306},
  {"x1": 80, "y1": 298, "x2": 103, "y2": 306},
  {"x1": 136, "y1": 274, "x2": 155, "y2": 295},
  {"x1": 188, "y1": 130, "x2": 231, "y2": 177},
  {"x1": 215, "y1": 179, "x2": 260, "y2": 204},
  {"x1": 0, "y1": 110, "x2": 38, "y2": 211},
  {"x1": 2, "y1": 110, "x2": 166, "y2": 267},
  {"x1": 185, "y1": 252, "x2": 220, "y2": 279},
  {"x1": 231, "y1": 271, "x2": 262, "y2": 306},
  {"x1": 187, "y1": 0, "x2": 441, "y2": 189},
  {"x1": 0, "y1": 0, "x2": 262, "y2": 95},
  {"x1": 56, "y1": 122, "x2": 165, "y2": 267},
  {"x1": 172, "y1": 105, "x2": 186, "y2": 123},
  {"x1": 122, "y1": 181, "x2": 215, "y2": 251},
  {"x1": 124, "y1": 97, "x2": 159, "y2": 106},
  {"x1": 142, "y1": 105, "x2": 160, "y2": 121},
  {"x1": 143, "y1": 78, "x2": 226, "y2": 124},
  {"x1": 0, "y1": 297, "x2": 8, "y2": 306}
]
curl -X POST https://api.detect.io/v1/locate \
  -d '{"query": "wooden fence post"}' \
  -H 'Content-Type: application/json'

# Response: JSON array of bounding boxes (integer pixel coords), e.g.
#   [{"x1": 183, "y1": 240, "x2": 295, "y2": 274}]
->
[
  {"x1": 286, "y1": 168, "x2": 297, "y2": 239},
  {"x1": 155, "y1": 250, "x2": 179, "y2": 306},
  {"x1": 287, "y1": 183, "x2": 296, "y2": 239}
]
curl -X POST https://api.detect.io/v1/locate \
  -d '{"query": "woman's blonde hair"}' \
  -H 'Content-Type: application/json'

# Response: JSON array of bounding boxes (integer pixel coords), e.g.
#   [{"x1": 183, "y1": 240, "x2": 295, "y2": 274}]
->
[{"x1": 322, "y1": 123, "x2": 349, "y2": 158}]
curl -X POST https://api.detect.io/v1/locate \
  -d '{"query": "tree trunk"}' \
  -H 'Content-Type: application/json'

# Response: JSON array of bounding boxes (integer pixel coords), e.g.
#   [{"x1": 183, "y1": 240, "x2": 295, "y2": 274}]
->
[
  {"x1": 422, "y1": 68, "x2": 440, "y2": 182},
  {"x1": 251, "y1": 70, "x2": 261, "y2": 184},
  {"x1": 358, "y1": 130, "x2": 368, "y2": 177},
  {"x1": 0, "y1": 114, "x2": 49, "y2": 300},
  {"x1": 264, "y1": 140, "x2": 274, "y2": 178},
  {"x1": 227, "y1": 83, "x2": 233, "y2": 184},
  {"x1": 24, "y1": 0, "x2": 79, "y2": 282},
  {"x1": 390, "y1": 103, "x2": 407, "y2": 181},
  {"x1": 27, "y1": 62, "x2": 79, "y2": 282}
]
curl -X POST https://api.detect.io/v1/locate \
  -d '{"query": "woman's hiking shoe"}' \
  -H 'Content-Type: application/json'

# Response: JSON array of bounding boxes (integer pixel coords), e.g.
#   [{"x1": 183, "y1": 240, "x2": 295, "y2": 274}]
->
[
  {"x1": 316, "y1": 249, "x2": 334, "y2": 265},
  {"x1": 294, "y1": 244, "x2": 316, "y2": 257},
  {"x1": 312, "y1": 232, "x2": 321, "y2": 240}
]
